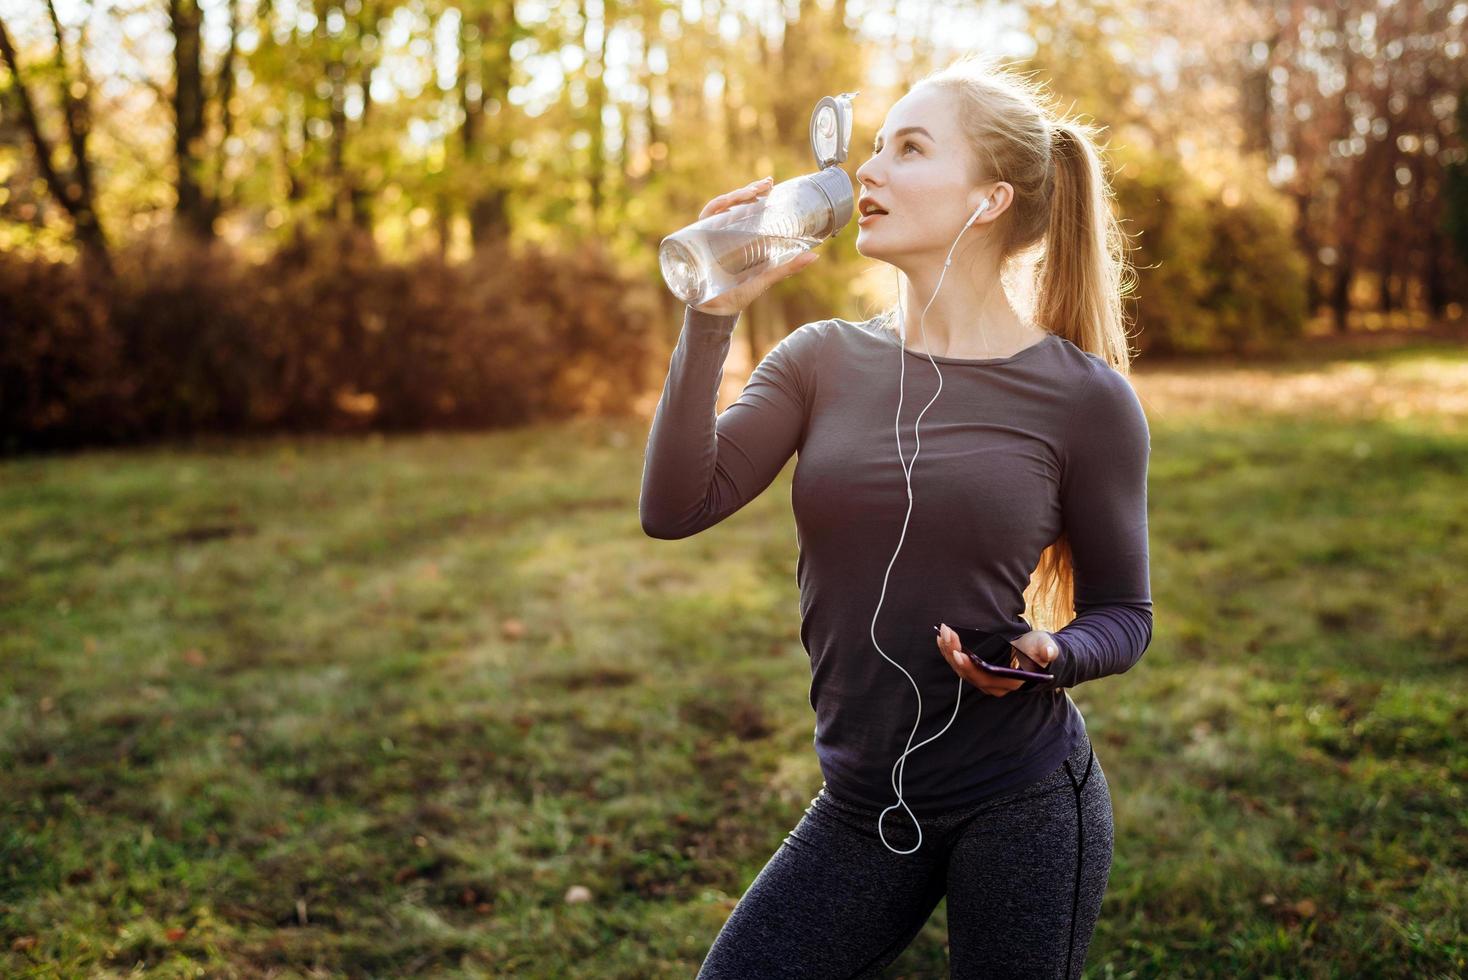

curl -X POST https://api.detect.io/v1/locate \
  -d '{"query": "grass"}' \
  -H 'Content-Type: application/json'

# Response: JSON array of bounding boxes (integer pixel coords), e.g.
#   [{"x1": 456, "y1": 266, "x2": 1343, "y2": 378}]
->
[{"x1": 1, "y1": 336, "x2": 1465, "y2": 978}]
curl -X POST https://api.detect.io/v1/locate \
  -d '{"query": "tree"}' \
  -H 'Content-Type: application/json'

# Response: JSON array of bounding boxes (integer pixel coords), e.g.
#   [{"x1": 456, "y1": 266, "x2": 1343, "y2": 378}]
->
[{"x1": 0, "y1": 4, "x2": 112, "y2": 272}]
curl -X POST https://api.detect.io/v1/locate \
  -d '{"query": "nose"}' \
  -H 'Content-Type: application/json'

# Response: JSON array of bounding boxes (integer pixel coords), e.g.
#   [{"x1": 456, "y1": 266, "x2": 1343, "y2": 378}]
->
[{"x1": 855, "y1": 153, "x2": 881, "y2": 190}]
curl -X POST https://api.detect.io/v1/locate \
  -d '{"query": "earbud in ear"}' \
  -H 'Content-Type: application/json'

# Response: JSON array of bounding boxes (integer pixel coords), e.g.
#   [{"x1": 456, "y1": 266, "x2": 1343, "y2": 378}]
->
[{"x1": 965, "y1": 197, "x2": 992, "y2": 227}]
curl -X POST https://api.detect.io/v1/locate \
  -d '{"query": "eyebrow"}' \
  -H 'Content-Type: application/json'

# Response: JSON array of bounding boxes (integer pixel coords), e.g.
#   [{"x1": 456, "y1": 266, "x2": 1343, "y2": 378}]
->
[{"x1": 873, "y1": 126, "x2": 935, "y2": 144}]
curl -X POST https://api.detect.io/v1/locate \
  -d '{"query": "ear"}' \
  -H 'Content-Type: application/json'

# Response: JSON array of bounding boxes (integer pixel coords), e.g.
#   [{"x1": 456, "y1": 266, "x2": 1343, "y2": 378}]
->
[{"x1": 969, "y1": 183, "x2": 1013, "y2": 219}]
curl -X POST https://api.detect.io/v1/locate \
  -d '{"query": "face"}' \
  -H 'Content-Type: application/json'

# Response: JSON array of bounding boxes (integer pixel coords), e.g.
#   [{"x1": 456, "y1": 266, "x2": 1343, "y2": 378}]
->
[{"x1": 854, "y1": 86, "x2": 998, "y2": 269}]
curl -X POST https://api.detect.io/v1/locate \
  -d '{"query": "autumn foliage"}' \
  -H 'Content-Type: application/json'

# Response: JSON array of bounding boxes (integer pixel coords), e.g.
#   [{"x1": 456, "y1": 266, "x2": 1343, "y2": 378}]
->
[{"x1": 0, "y1": 226, "x2": 663, "y2": 454}]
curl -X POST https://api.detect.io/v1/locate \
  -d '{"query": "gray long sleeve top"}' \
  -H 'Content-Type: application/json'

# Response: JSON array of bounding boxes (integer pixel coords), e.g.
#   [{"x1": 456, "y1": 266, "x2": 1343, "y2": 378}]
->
[{"x1": 640, "y1": 305, "x2": 1153, "y2": 811}]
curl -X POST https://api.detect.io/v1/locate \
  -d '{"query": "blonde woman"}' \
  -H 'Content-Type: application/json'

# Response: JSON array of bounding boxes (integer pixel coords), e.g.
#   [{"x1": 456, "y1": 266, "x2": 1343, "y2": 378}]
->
[{"x1": 641, "y1": 54, "x2": 1151, "y2": 979}]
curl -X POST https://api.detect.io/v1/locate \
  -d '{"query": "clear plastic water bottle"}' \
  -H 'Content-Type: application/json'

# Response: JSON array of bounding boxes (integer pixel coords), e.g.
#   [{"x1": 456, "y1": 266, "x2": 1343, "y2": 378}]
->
[{"x1": 659, "y1": 92, "x2": 858, "y2": 310}]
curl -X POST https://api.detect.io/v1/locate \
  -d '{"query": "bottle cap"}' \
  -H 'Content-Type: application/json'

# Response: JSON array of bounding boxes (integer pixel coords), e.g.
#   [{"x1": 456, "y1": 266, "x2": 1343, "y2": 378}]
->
[{"x1": 809, "y1": 92, "x2": 858, "y2": 168}]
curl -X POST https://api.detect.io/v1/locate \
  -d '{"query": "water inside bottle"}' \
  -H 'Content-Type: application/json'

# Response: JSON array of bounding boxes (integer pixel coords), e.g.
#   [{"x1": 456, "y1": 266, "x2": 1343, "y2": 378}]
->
[
  {"x1": 660, "y1": 170, "x2": 850, "y2": 308},
  {"x1": 707, "y1": 229, "x2": 823, "y2": 277},
  {"x1": 662, "y1": 231, "x2": 824, "y2": 308}
]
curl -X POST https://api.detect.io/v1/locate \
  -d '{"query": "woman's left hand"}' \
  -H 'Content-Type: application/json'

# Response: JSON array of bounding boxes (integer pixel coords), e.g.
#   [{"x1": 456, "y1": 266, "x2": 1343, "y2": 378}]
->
[{"x1": 935, "y1": 624, "x2": 1060, "y2": 697}]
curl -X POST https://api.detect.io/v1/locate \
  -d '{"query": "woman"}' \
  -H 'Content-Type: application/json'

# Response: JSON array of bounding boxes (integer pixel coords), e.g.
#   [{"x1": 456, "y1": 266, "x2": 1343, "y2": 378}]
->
[{"x1": 640, "y1": 53, "x2": 1151, "y2": 980}]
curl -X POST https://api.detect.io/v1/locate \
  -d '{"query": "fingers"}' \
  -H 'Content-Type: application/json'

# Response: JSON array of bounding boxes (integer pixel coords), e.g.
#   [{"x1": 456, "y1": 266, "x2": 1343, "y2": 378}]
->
[
  {"x1": 936, "y1": 624, "x2": 957, "y2": 665},
  {"x1": 936, "y1": 624, "x2": 1022, "y2": 697},
  {"x1": 699, "y1": 176, "x2": 775, "y2": 220},
  {"x1": 937, "y1": 625, "x2": 977, "y2": 683},
  {"x1": 705, "y1": 177, "x2": 772, "y2": 217},
  {"x1": 1013, "y1": 631, "x2": 1060, "y2": 668}
]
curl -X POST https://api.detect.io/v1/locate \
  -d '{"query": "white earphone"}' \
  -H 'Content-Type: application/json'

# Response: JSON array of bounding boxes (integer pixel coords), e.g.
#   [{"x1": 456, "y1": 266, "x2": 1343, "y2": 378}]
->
[{"x1": 875, "y1": 194, "x2": 992, "y2": 853}]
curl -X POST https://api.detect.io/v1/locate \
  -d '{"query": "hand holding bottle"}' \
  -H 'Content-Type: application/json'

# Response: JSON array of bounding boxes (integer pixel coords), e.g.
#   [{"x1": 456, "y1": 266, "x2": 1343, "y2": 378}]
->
[{"x1": 686, "y1": 176, "x2": 822, "y2": 317}]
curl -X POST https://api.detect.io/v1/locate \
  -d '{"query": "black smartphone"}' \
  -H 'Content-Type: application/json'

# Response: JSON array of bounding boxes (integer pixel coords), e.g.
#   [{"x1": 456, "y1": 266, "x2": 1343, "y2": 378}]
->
[{"x1": 934, "y1": 624, "x2": 1056, "y2": 684}]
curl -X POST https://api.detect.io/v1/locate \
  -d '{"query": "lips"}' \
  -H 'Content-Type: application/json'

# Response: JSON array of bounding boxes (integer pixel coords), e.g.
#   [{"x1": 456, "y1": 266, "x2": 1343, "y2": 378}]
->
[{"x1": 858, "y1": 197, "x2": 889, "y2": 227}]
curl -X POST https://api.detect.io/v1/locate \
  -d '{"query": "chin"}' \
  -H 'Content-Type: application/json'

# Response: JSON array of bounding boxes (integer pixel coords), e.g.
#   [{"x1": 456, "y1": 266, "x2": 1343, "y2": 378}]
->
[
  {"x1": 855, "y1": 232, "x2": 906, "y2": 265},
  {"x1": 854, "y1": 230, "x2": 888, "y2": 260}
]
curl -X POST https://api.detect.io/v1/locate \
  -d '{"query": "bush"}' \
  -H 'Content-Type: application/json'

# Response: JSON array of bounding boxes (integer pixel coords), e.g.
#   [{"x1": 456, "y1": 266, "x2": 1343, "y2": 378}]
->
[
  {"x1": 0, "y1": 253, "x2": 130, "y2": 453},
  {"x1": 1113, "y1": 147, "x2": 1308, "y2": 356},
  {"x1": 0, "y1": 226, "x2": 663, "y2": 454}
]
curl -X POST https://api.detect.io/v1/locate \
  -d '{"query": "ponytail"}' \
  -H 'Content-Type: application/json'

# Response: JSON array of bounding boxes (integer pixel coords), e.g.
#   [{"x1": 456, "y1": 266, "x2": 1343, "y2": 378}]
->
[{"x1": 1035, "y1": 120, "x2": 1139, "y2": 375}]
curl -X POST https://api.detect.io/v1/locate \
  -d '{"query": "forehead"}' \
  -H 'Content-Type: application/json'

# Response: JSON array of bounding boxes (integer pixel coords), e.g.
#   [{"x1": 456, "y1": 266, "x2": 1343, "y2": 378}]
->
[{"x1": 876, "y1": 86, "x2": 953, "y2": 139}]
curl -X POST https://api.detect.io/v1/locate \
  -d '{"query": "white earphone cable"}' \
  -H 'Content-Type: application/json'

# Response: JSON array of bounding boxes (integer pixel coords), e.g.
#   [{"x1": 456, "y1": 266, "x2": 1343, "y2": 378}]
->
[{"x1": 870, "y1": 197, "x2": 991, "y2": 854}]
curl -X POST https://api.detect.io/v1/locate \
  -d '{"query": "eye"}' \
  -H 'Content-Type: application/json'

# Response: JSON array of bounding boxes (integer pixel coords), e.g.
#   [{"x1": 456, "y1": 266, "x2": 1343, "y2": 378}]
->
[{"x1": 870, "y1": 140, "x2": 922, "y2": 157}]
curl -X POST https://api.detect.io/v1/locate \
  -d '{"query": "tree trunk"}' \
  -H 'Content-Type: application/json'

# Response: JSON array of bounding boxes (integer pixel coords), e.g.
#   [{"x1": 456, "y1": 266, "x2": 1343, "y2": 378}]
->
[
  {"x1": 170, "y1": 0, "x2": 216, "y2": 239},
  {"x1": 0, "y1": 12, "x2": 113, "y2": 273},
  {"x1": 582, "y1": 0, "x2": 610, "y2": 230},
  {"x1": 462, "y1": 4, "x2": 516, "y2": 251},
  {"x1": 351, "y1": 53, "x2": 376, "y2": 231},
  {"x1": 1330, "y1": 257, "x2": 1353, "y2": 333},
  {"x1": 1377, "y1": 233, "x2": 1395, "y2": 314},
  {"x1": 1424, "y1": 223, "x2": 1449, "y2": 319}
]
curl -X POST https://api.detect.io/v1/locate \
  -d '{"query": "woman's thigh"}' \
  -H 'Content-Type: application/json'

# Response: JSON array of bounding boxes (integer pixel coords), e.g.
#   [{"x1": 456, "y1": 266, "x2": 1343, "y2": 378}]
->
[
  {"x1": 944, "y1": 737, "x2": 1115, "y2": 980},
  {"x1": 696, "y1": 790, "x2": 948, "y2": 980}
]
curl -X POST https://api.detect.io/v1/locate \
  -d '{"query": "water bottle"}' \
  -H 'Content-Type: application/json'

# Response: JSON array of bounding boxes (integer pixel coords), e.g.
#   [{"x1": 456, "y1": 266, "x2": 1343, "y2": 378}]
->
[{"x1": 659, "y1": 92, "x2": 859, "y2": 310}]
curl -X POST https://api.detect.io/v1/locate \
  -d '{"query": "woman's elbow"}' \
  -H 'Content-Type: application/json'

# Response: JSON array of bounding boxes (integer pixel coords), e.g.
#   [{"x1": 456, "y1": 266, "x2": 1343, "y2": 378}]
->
[
  {"x1": 639, "y1": 501, "x2": 689, "y2": 540},
  {"x1": 641, "y1": 516, "x2": 686, "y2": 540},
  {"x1": 1126, "y1": 607, "x2": 1154, "y2": 668}
]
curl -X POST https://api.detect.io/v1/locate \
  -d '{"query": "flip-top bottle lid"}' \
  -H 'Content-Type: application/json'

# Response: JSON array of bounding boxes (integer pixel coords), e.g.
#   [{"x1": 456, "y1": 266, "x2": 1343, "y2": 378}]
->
[{"x1": 810, "y1": 92, "x2": 859, "y2": 168}]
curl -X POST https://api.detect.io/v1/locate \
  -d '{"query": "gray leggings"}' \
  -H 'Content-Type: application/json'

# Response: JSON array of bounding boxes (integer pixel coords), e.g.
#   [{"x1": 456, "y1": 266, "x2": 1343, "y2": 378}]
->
[{"x1": 696, "y1": 730, "x2": 1113, "y2": 979}]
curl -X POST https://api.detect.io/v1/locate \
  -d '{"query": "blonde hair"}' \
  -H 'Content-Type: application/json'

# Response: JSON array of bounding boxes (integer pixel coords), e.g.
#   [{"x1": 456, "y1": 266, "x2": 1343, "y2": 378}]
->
[{"x1": 871, "y1": 53, "x2": 1141, "y2": 634}]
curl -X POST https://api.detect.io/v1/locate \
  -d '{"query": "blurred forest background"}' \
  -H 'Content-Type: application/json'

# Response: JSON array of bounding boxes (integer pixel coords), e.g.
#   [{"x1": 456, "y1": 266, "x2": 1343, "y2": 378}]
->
[
  {"x1": 1, "y1": 0, "x2": 1466, "y2": 453},
  {"x1": 3, "y1": 1, "x2": 1467, "y2": 975}
]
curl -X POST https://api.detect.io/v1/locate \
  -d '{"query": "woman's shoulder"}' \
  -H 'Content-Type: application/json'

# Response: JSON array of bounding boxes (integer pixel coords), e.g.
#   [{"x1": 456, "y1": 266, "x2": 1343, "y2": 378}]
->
[
  {"x1": 1058, "y1": 351, "x2": 1149, "y2": 452},
  {"x1": 769, "y1": 313, "x2": 877, "y2": 361},
  {"x1": 767, "y1": 316, "x2": 840, "y2": 359},
  {"x1": 1045, "y1": 336, "x2": 1140, "y2": 400}
]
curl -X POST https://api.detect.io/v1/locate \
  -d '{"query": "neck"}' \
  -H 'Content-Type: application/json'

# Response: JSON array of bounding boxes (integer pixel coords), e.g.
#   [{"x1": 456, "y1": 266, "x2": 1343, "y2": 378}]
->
[{"x1": 898, "y1": 256, "x2": 1041, "y2": 357}]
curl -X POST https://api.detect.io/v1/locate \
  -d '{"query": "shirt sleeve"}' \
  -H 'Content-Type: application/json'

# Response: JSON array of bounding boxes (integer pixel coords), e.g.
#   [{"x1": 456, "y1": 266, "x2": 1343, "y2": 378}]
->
[
  {"x1": 639, "y1": 305, "x2": 824, "y2": 539},
  {"x1": 1046, "y1": 363, "x2": 1154, "y2": 688}
]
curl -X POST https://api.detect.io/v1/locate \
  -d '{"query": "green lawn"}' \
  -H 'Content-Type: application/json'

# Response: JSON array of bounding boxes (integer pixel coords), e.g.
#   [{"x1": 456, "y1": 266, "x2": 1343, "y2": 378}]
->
[{"x1": 2, "y1": 338, "x2": 1465, "y2": 977}]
